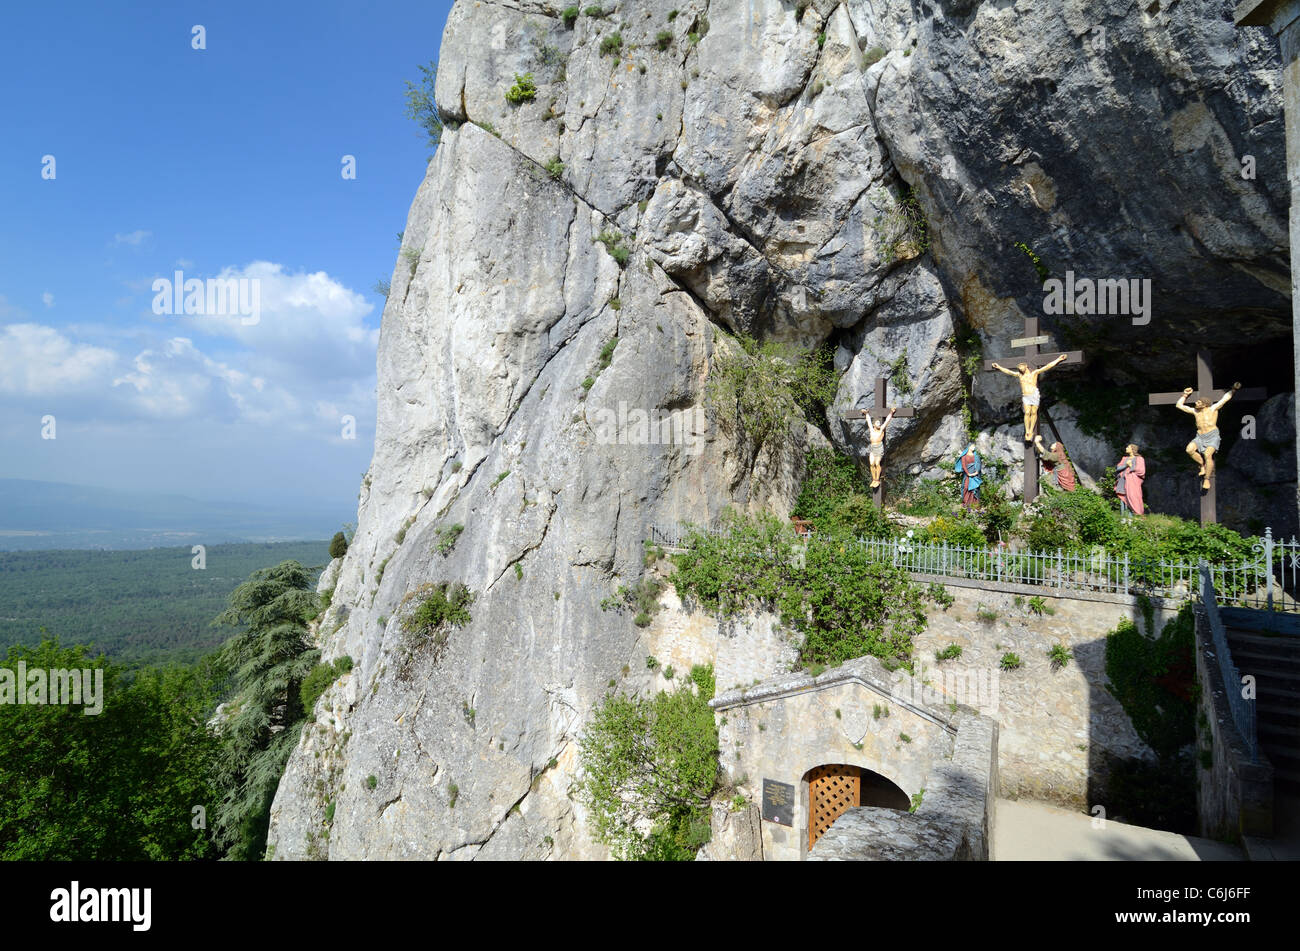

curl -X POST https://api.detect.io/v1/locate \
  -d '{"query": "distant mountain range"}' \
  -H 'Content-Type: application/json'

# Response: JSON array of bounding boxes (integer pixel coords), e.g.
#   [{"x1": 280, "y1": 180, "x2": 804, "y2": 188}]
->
[{"x1": 0, "y1": 479, "x2": 347, "y2": 550}]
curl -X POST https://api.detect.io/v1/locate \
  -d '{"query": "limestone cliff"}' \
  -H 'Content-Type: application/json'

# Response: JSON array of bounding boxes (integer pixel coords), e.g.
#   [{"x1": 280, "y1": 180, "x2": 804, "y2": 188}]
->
[{"x1": 266, "y1": 0, "x2": 1290, "y2": 859}]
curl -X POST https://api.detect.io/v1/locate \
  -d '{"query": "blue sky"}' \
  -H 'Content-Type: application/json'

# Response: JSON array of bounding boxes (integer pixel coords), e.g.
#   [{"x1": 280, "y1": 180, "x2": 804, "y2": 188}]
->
[{"x1": 0, "y1": 0, "x2": 455, "y2": 513}]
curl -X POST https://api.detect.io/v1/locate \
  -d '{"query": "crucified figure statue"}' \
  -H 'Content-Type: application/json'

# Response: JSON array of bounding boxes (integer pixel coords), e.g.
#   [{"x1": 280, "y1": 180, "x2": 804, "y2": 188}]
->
[
  {"x1": 865, "y1": 407, "x2": 896, "y2": 488},
  {"x1": 990, "y1": 353, "x2": 1068, "y2": 442},
  {"x1": 1176, "y1": 382, "x2": 1240, "y2": 490}
]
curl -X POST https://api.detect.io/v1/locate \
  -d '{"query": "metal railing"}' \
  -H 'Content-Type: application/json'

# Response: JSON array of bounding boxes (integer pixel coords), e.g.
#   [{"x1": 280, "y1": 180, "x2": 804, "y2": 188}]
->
[
  {"x1": 1200, "y1": 563, "x2": 1258, "y2": 763},
  {"x1": 649, "y1": 522, "x2": 1300, "y2": 611}
]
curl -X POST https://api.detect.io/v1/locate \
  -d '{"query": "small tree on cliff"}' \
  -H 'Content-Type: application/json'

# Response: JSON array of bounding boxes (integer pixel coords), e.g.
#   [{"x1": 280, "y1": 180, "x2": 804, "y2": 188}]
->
[
  {"x1": 706, "y1": 332, "x2": 837, "y2": 455},
  {"x1": 404, "y1": 60, "x2": 445, "y2": 155},
  {"x1": 329, "y1": 531, "x2": 348, "y2": 560},
  {"x1": 210, "y1": 560, "x2": 320, "y2": 860}
]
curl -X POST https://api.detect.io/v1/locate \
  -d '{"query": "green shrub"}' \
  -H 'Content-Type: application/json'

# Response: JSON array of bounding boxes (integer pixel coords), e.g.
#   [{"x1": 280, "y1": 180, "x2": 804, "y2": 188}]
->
[
  {"x1": 401, "y1": 246, "x2": 420, "y2": 278},
  {"x1": 329, "y1": 531, "x2": 348, "y2": 559},
  {"x1": 505, "y1": 72, "x2": 538, "y2": 104},
  {"x1": 324, "y1": 800, "x2": 336, "y2": 824},
  {"x1": 656, "y1": 29, "x2": 673, "y2": 50},
  {"x1": 545, "y1": 156, "x2": 565, "y2": 179},
  {"x1": 791, "y1": 447, "x2": 870, "y2": 532},
  {"x1": 925, "y1": 582, "x2": 954, "y2": 609},
  {"x1": 662, "y1": 666, "x2": 675, "y2": 680},
  {"x1": 595, "y1": 229, "x2": 630, "y2": 266},
  {"x1": 1013, "y1": 241, "x2": 1049, "y2": 282},
  {"x1": 707, "y1": 334, "x2": 837, "y2": 453},
  {"x1": 919, "y1": 514, "x2": 985, "y2": 548},
  {"x1": 434, "y1": 523, "x2": 464, "y2": 556},
  {"x1": 598, "y1": 336, "x2": 618, "y2": 369},
  {"x1": 817, "y1": 31, "x2": 826, "y2": 48},
  {"x1": 894, "y1": 476, "x2": 956, "y2": 517},
  {"x1": 672, "y1": 510, "x2": 926, "y2": 669},
  {"x1": 861, "y1": 46, "x2": 886, "y2": 68},
  {"x1": 1028, "y1": 595, "x2": 1054, "y2": 616},
  {"x1": 999, "y1": 652, "x2": 1021, "y2": 671},
  {"x1": 602, "y1": 577, "x2": 664, "y2": 627},
  {"x1": 689, "y1": 664, "x2": 716, "y2": 701},
  {"x1": 562, "y1": 5, "x2": 580, "y2": 27},
  {"x1": 1048, "y1": 643, "x2": 1071, "y2": 670},
  {"x1": 366, "y1": 775, "x2": 377, "y2": 790},
  {"x1": 491, "y1": 470, "x2": 510, "y2": 488},
  {"x1": 578, "y1": 683, "x2": 719, "y2": 860},
  {"x1": 1105, "y1": 605, "x2": 1194, "y2": 760},
  {"x1": 909, "y1": 789, "x2": 924, "y2": 812},
  {"x1": 600, "y1": 33, "x2": 623, "y2": 56},
  {"x1": 401, "y1": 581, "x2": 475, "y2": 637},
  {"x1": 299, "y1": 663, "x2": 338, "y2": 713},
  {"x1": 872, "y1": 185, "x2": 930, "y2": 263},
  {"x1": 668, "y1": 9, "x2": 679, "y2": 21},
  {"x1": 584, "y1": 4, "x2": 606, "y2": 16},
  {"x1": 935, "y1": 643, "x2": 962, "y2": 662}
]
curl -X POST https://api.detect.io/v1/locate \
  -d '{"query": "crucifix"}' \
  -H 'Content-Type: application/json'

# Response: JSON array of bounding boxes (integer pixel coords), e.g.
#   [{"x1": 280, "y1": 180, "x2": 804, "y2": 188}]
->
[
  {"x1": 1147, "y1": 349, "x2": 1266, "y2": 525},
  {"x1": 982, "y1": 316, "x2": 1084, "y2": 504},
  {"x1": 841, "y1": 376, "x2": 915, "y2": 508}
]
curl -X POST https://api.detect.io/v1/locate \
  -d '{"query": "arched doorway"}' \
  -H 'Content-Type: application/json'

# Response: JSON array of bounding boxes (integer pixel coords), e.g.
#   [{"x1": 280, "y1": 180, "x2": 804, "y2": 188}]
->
[{"x1": 804, "y1": 764, "x2": 910, "y2": 851}]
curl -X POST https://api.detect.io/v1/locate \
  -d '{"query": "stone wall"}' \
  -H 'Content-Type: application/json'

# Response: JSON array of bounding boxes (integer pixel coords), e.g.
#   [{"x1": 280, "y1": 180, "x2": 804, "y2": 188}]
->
[
  {"x1": 1194, "y1": 605, "x2": 1274, "y2": 840},
  {"x1": 914, "y1": 579, "x2": 1166, "y2": 810},
  {"x1": 638, "y1": 583, "x2": 798, "y2": 695}
]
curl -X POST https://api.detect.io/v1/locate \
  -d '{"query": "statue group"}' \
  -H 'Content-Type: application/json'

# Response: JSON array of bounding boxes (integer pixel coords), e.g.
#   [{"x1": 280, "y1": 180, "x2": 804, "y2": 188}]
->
[{"x1": 847, "y1": 344, "x2": 1247, "y2": 526}]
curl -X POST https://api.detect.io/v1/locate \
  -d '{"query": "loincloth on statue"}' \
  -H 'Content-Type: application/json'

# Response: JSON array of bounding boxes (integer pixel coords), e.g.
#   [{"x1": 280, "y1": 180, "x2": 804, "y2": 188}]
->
[
  {"x1": 868, "y1": 443, "x2": 884, "y2": 464},
  {"x1": 1021, "y1": 388, "x2": 1040, "y2": 408},
  {"x1": 1193, "y1": 428, "x2": 1221, "y2": 453}
]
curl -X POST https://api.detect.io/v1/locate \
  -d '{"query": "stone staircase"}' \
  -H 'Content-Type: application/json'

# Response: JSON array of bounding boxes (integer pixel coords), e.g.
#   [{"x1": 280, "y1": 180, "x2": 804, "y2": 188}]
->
[{"x1": 1225, "y1": 627, "x2": 1300, "y2": 794}]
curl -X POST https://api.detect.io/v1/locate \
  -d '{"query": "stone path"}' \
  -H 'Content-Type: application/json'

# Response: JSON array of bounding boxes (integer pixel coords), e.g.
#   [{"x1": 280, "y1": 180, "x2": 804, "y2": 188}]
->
[{"x1": 992, "y1": 799, "x2": 1244, "y2": 861}]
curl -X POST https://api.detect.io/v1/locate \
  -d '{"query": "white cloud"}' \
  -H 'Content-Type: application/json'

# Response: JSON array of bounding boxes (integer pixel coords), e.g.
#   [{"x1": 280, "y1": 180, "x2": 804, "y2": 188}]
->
[
  {"x1": 111, "y1": 336, "x2": 281, "y2": 421},
  {"x1": 1, "y1": 262, "x2": 378, "y2": 439},
  {"x1": 0, "y1": 324, "x2": 118, "y2": 395},
  {"x1": 113, "y1": 230, "x2": 152, "y2": 246},
  {"x1": 42, "y1": 292, "x2": 54, "y2": 309},
  {"x1": 170, "y1": 261, "x2": 378, "y2": 378}
]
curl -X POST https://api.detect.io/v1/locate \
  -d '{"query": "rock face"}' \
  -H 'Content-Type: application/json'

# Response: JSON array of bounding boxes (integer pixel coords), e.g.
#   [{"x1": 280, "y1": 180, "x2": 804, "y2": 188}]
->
[{"x1": 266, "y1": 0, "x2": 1291, "y2": 859}]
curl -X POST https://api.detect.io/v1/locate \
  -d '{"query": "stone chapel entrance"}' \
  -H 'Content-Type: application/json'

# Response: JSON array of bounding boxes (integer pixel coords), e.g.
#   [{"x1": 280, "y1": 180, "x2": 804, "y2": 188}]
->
[{"x1": 806, "y1": 764, "x2": 911, "y2": 851}]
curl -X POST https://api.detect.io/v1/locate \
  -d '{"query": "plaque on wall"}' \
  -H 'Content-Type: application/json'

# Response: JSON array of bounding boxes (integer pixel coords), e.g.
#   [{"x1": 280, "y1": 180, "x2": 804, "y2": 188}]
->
[{"x1": 762, "y1": 778, "x2": 794, "y2": 826}]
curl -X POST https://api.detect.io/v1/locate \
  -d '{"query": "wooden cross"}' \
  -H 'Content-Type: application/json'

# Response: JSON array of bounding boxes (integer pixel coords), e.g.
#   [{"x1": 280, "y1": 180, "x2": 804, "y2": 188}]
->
[
  {"x1": 982, "y1": 316, "x2": 1085, "y2": 504},
  {"x1": 841, "y1": 376, "x2": 915, "y2": 508},
  {"x1": 1148, "y1": 349, "x2": 1266, "y2": 526}
]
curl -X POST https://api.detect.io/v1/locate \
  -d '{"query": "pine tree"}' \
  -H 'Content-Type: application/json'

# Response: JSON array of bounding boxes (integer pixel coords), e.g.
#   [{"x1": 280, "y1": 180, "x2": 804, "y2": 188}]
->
[{"x1": 209, "y1": 561, "x2": 320, "y2": 860}]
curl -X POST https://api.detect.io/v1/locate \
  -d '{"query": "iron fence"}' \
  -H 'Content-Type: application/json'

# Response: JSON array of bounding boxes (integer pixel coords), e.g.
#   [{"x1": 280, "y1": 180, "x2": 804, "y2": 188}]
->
[{"x1": 649, "y1": 523, "x2": 1300, "y2": 612}]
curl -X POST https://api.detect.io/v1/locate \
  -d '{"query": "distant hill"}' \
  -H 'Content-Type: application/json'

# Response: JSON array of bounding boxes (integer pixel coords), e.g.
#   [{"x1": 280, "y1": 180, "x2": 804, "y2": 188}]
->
[
  {"x1": 0, "y1": 541, "x2": 331, "y2": 666},
  {"x1": 0, "y1": 478, "x2": 346, "y2": 551}
]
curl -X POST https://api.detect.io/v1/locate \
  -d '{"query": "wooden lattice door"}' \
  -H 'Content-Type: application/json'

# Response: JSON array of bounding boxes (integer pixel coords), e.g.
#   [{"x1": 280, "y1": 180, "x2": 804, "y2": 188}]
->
[{"x1": 808, "y1": 765, "x2": 861, "y2": 851}]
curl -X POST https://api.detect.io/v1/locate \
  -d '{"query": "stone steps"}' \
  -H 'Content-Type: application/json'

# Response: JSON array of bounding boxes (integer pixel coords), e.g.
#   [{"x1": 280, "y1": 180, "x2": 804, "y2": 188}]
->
[{"x1": 1225, "y1": 627, "x2": 1300, "y2": 795}]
